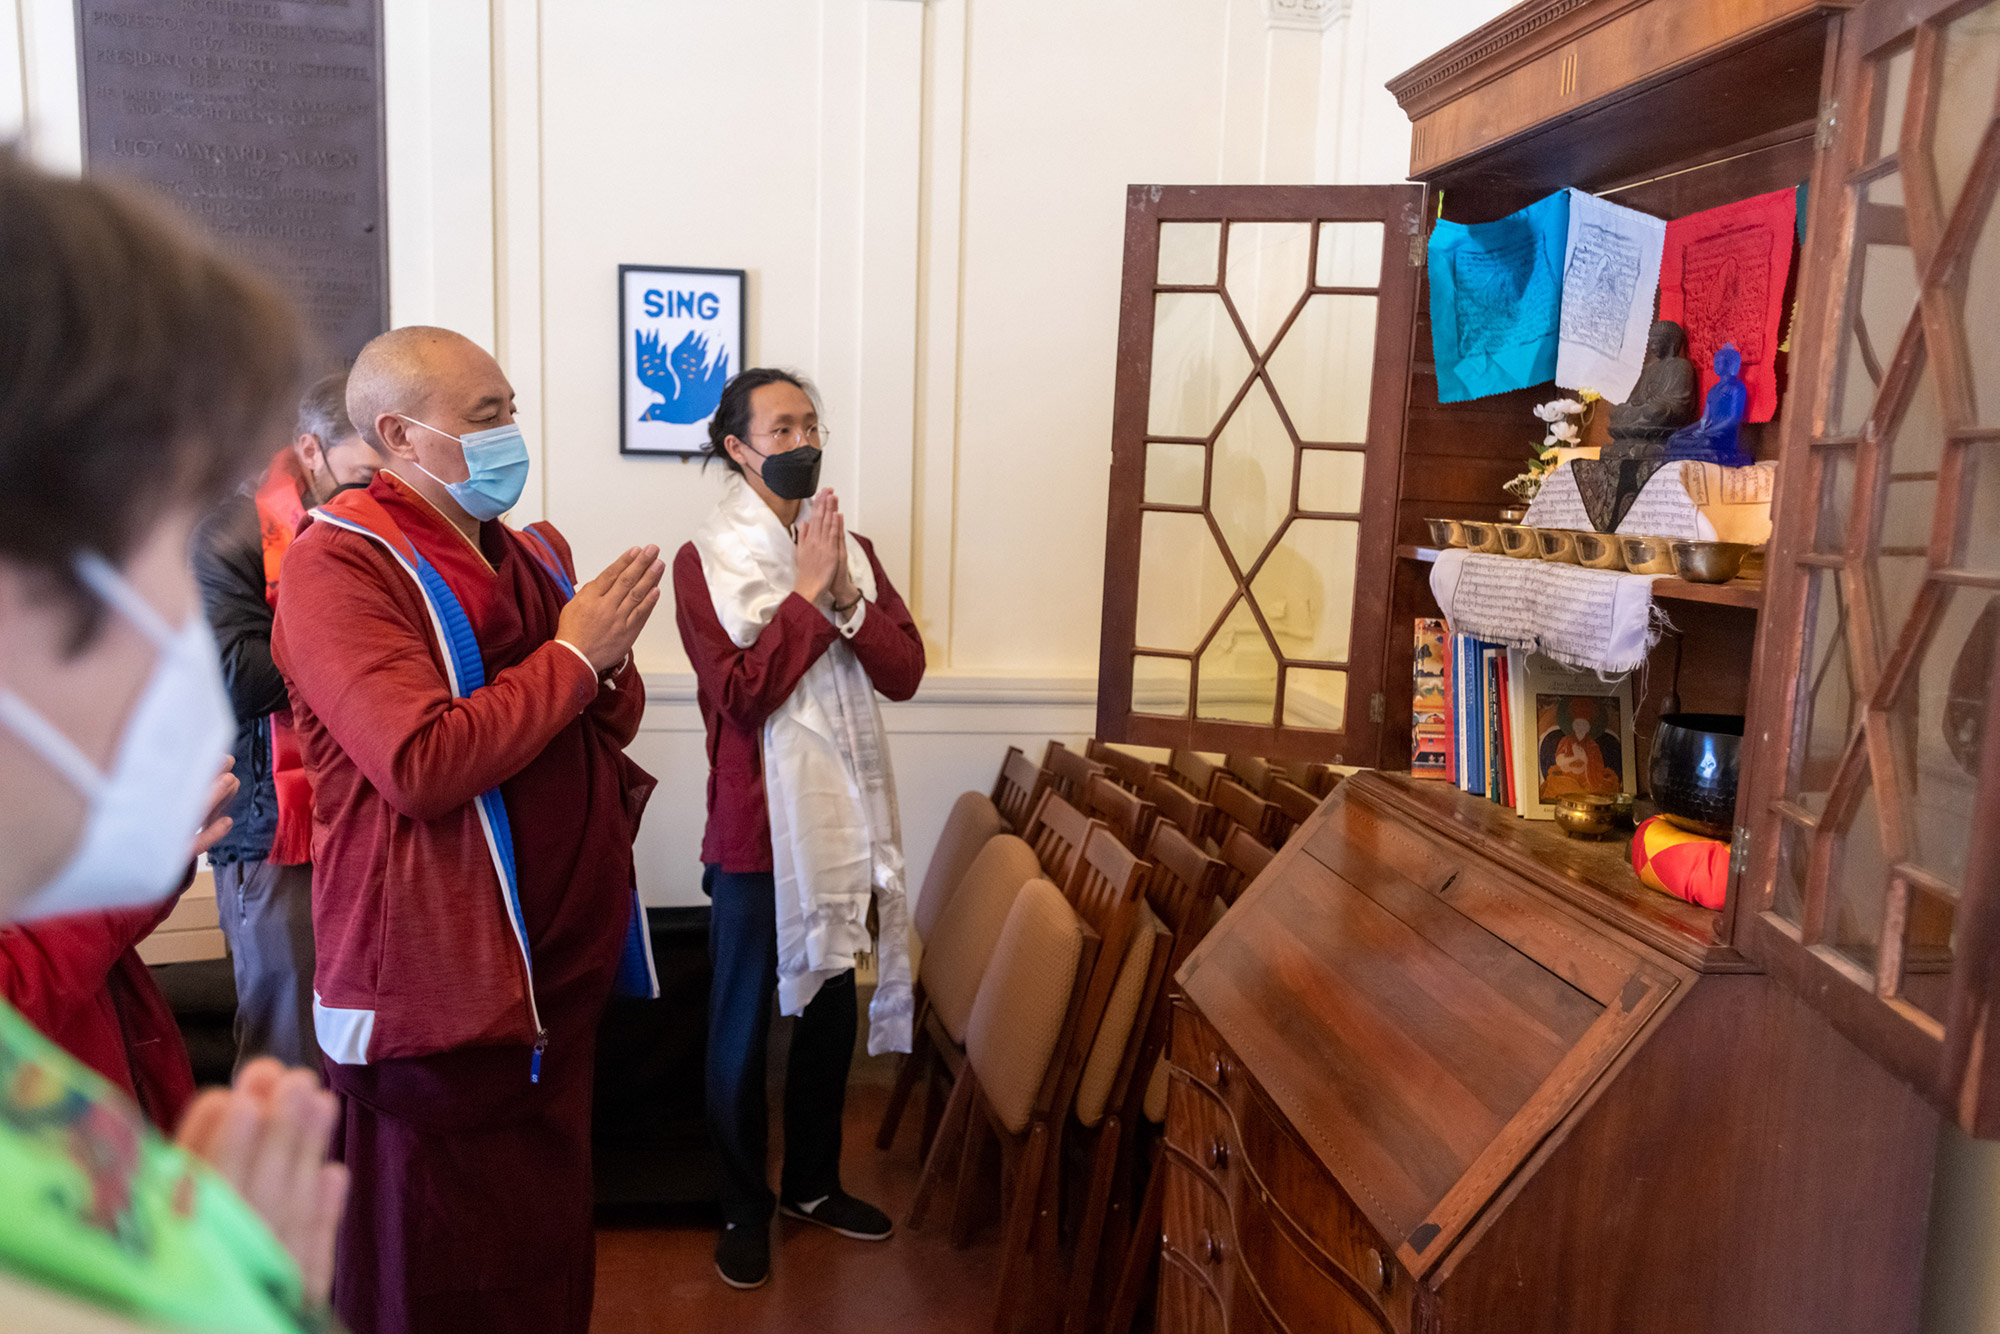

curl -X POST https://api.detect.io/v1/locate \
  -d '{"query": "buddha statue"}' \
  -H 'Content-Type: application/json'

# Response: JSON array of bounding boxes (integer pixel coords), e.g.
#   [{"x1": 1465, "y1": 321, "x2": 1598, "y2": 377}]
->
[
  {"x1": 1572, "y1": 319, "x2": 1705, "y2": 531},
  {"x1": 1662, "y1": 344, "x2": 1751, "y2": 468},
  {"x1": 1603, "y1": 319, "x2": 1699, "y2": 458}
]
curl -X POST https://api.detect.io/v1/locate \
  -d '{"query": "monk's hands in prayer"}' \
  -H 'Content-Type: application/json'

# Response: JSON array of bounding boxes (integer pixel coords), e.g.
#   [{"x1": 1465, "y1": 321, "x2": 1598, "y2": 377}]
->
[
  {"x1": 825, "y1": 502, "x2": 860, "y2": 611},
  {"x1": 188, "y1": 757, "x2": 239, "y2": 861},
  {"x1": 558, "y1": 544, "x2": 665, "y2": 673},
  {"x1": 794, "y1": 488, "x2": 844, "y2": 605},
  {"x1": 176, "y1": 1058, "x2": 348, "y2": 1305}
]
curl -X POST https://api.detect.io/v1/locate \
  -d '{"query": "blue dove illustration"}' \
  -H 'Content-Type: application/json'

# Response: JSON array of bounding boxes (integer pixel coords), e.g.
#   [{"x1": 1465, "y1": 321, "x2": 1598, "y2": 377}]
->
[{"x1": 635, "y1": 329, "x2": 731, "y2": 424}]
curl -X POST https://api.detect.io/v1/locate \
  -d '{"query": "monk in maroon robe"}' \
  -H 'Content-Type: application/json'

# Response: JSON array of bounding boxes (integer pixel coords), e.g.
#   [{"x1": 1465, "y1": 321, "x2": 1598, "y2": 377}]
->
[{"x1": 272, "y1": 327, "x2": 665, "y2": 1334}]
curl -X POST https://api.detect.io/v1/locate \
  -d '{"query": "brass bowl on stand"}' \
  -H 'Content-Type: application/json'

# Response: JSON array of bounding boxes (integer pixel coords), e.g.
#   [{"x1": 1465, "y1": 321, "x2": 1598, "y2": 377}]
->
[
  {"x1": 1553, "y1": 794, "x2": 1620, "y2": 840},
  {"x1": 1619, "y1": 534, "x2": 1678, "y2": 576},
  {"x1": 1536, "y1": 529, "x2": 1582, "y2": 563}
]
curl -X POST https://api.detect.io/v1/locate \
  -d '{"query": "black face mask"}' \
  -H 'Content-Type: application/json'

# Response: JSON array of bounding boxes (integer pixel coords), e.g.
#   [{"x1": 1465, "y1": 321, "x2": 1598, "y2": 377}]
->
[{"x1": 753, "y1": 444, "x2": 823, "y2": 501}]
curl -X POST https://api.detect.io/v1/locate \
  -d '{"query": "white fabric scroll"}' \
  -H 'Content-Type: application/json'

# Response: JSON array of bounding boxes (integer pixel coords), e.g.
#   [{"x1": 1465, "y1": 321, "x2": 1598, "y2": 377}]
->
[
  {"x1": 1431, "y1": 549, "x2": 1666, "y2": 675},
  {"x1": 1555, "y1": 189, "x2": 1668, "y2": 402}
]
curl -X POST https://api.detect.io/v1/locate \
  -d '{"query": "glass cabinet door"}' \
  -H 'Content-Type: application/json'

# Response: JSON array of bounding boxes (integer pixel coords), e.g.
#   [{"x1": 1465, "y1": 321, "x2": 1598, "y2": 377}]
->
[
  {"x1": 1097, "y1": 185, "x2": 1423, "y2": 764},
  {"x1": 1744, "y1": 0, "x2": 2000, "y2": 1136}
]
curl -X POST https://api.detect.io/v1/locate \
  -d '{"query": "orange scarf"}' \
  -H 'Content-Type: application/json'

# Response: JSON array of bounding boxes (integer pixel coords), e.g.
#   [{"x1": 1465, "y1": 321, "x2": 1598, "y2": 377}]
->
[{"x1": 253, "y1": 454, "x2": 313, "y2": 865}]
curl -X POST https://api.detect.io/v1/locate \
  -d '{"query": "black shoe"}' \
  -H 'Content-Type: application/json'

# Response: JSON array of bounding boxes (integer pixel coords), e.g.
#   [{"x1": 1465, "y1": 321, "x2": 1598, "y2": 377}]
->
[
  {"x1": 715, "y1": 1222, "x2": 770, "y2": 1289},
  {"x1": 779, "y1": 1190, "x2": 894, "y2": 1241}
]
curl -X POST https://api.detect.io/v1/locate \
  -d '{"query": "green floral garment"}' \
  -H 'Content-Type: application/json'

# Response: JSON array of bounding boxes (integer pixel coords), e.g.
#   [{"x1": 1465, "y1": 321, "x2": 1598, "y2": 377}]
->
[{"x1": 0, "y1": 999, "x2": 332, "y2": 1332}]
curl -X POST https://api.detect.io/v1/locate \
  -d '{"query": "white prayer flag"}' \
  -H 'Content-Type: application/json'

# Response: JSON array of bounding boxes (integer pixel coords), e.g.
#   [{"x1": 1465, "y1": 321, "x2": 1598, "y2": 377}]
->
[{"x1": 1555, "y1": 189, "x2": 1667, "y2": 402}]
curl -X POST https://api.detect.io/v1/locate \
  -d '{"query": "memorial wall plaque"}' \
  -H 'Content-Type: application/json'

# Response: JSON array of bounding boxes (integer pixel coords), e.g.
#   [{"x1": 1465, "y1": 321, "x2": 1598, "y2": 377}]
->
[{"x1": 75, "y1": 0, "x2": 388, "y2": 363}]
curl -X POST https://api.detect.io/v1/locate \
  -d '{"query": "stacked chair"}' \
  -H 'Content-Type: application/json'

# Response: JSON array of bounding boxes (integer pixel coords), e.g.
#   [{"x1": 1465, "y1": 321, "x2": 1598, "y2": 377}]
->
[{"x1": 887, "y1": 738, "x2": 1338, "y2": 1333}]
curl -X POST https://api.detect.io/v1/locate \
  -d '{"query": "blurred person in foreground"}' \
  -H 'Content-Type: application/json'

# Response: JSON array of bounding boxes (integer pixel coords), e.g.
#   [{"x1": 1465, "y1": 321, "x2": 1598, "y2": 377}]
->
[
  {"x1": 272, "y1": 325, "x2": 663, "y2": 1334},
  {"x1": 193, "y1": 372, "x2": 385, "y2": 1071},
  {"x1": 0, "y1": 148, "x2": 346, "y2": 1330}
]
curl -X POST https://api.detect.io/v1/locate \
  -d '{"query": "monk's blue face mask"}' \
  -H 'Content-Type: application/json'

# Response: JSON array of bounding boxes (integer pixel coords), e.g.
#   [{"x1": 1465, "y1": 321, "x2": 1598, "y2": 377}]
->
[{"x1": 398, "y1": 414, "x2": 531, "y2": 521}]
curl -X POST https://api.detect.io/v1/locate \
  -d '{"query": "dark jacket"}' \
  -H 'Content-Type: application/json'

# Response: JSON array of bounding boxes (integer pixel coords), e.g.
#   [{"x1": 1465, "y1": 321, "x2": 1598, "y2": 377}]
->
[{"x1": 191, "y1": 490, "x2": 286, "y2": 864}]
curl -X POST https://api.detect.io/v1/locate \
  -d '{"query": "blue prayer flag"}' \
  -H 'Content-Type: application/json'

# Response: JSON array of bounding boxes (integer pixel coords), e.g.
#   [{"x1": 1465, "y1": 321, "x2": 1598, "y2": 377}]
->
[{"x1": 1428, "y1": 190, "x2": 1568, "y2": 403}]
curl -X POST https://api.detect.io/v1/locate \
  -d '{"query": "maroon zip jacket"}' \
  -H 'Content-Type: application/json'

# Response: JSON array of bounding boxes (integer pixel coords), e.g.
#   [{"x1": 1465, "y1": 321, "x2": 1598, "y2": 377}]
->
[{"x1": 673, "y1": 533, "x2": 926, "y2": 873}]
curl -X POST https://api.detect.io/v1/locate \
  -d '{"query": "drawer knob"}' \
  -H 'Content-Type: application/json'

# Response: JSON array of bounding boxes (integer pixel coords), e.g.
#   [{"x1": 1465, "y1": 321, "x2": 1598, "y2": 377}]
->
[
  {"x1": 1367, "y1": 1246, "x2": 1390, "y2": 1293},
  {"x1": 1209, "y1": 1053, "x2": 1228, "y2": 1088},
  {"x1": 1202, "y1": 1230, "x2": 1225, "y2": 1265},
  {"x1": 1207, "y1": 1138, "x2": 1230, "y2": 1171}
]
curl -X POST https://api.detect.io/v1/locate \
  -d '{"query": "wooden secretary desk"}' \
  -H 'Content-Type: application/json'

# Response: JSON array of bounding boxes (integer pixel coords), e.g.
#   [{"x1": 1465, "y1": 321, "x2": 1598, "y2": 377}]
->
[{"x1": 1093, "y1": 0, "x2": 2000, "y2": 1330}]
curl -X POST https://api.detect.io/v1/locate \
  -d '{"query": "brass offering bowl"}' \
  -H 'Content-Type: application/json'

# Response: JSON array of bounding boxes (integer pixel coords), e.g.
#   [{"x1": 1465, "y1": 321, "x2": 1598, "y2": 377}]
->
[
  {"x1": 1671, "y1": 540, "x2": 1754, "y2": 584},
  {"x1": 1574, "y1": 531, "x2": 1626, "y2": 570},
  {"x1": 1619, "y1": 534, "x2": 1678, "y2": 576},
  {"x1": 1553, "y1": 794, "x2": 1619, "y2": 840},
  {"x1": 1460, "y1": 520, "x2": 1503, "y2": 554},
  {"x1": 1497, "y1": 523, "x2": 1540, "y2": 559},
  {"x1": 1500, "y1": 507, "x2": 1530, "y2": 523},
  {"x1": 1536, "y1": 528, "x2": 1582, "y2": 564},
  {"x1": 1425, "y1": 517, "x2": 1466, "y2": 549}
]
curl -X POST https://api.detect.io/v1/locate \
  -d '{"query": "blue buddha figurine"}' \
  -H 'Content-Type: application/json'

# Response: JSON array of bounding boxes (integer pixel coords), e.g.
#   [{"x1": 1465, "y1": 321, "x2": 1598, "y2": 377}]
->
[{"x1": 1663, "y1": 344, "x2": 1750, "y2": 468}]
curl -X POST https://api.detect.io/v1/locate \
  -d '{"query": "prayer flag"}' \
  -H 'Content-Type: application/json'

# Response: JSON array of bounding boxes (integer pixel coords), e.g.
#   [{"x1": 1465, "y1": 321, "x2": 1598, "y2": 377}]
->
[
  {"x1": 1427, "y1": 190, "x2": 1568, "y2": 403},
  {"x1": 1658, "y1": 188, "x2": 1797, "y2": 423},
  {"x1": 1555, "y1": 189, "x2": 1667, "y2": 402}
]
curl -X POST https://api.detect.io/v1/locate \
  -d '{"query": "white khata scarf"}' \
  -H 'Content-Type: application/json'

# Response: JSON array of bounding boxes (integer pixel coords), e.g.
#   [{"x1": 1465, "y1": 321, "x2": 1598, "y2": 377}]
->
[{"x1": 692, "y1": 473, "x2": 913, "y2": 1054}]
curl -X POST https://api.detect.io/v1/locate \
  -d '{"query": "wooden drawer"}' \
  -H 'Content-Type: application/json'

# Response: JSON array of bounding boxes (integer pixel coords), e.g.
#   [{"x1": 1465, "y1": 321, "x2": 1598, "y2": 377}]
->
[
  {"x1": 1161, "y1": 1152, "x2": 1236, "y2": 1311},
  {"x1": 1158, "y1": 1249, "x2": 1229, "y2": 1334}
]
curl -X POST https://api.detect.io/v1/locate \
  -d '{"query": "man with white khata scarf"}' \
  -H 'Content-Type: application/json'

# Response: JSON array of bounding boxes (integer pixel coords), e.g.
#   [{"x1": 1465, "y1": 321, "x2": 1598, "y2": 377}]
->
[{"x1": 673, "y1": 368, "x2": 925, "y2": 1291}]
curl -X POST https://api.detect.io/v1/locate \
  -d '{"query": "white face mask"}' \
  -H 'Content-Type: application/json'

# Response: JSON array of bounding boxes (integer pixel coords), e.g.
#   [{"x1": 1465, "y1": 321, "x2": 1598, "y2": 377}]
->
[{"x1": 0, "y1": 553, "x2": 232, "y2": 922}]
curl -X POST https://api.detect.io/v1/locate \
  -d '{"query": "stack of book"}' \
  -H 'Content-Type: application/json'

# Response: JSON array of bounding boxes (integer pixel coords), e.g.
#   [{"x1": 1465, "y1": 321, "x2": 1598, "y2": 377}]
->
[{"x1": 1415, "y1": 620, "x2": 1638, "y2": 821}]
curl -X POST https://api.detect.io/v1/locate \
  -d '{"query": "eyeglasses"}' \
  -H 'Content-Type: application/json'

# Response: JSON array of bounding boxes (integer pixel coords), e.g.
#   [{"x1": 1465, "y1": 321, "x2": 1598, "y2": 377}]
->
[{"x1": 745, "y1": 424, "x2": 830, "y2": 452}]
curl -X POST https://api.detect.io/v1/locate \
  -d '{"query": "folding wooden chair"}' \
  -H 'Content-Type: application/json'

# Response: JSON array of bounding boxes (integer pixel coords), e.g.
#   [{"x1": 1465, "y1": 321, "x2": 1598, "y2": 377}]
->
[
  {"x1": 1143, "y1": 770, "x2": 1214, "y2": 846},
  {"x1": 907, "y1": 879, "x2": 1109, "y2": 1334},
  {"x1": 1066, "y1": 822, "x2": 1226, "y2": 1334},
  {"x1": 1223, "y1": 752, "x2": 1273, "y2": 797},
  {"x1": 1209, "y1": 773, "x2": 1281, "y2": 850},
  {"x1": 1265, "y1": 775, "x2": 1321, "y2": 846},
  {"x1": 1085, "y1": 738, "x2": 1160, "y2": 794},
  {"x1": 1165, "y1": 749, "x2": 1221, "y2": 801},
  {"x1": 1278, "y1": 760, "x2": 1342, "y2": 798},
  {"x1": 1041, "y1": 739, "x2": 1106, "y2": 806},
  {"x1": 991, "y1": 745, "x2": 1048, "y2": 833},
  {"x1": 877, "y1": 834, "x2": 1044, "y2": 1154},
  {"x1": 1021, "y1": 788, "x2": 1102, "y2": 890},
  {"x1": 1216, "y1": 823, "x2": 1275, "y2": 906},
  {"x1": 1083, "y1": 772, "x2": 1157, "y2": 854}
]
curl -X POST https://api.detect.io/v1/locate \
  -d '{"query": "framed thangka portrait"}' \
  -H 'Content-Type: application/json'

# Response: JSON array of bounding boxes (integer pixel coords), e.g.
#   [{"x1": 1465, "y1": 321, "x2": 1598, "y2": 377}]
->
[{"x1": 619, "y1": 265, "x2": 746, "y2": 455}]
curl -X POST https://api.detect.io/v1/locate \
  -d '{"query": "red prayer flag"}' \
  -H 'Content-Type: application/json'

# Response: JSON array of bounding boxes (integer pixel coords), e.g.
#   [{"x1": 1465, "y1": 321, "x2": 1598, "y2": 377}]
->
[{"x1": 1658, "y1": 188, "x2": 1796, "y2": 423}]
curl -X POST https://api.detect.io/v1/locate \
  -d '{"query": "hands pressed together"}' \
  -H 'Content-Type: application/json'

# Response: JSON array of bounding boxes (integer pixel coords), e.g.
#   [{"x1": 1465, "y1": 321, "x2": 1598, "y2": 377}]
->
[
  {"x1": 793, "y1": 489, "x2": 859, "y2": 610},
  {"x1": 557, "y1": 544, "x2": 667, "y2": 674}
]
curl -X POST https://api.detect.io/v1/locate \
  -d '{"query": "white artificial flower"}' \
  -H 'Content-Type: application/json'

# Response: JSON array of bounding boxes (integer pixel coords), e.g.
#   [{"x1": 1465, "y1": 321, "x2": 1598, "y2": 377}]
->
[
  {"x1": 1532, "y1": 401, "x2": 1560, "y2": 422},
  {"x1": 1548, "y1": 399, "x2": 1586, "y2": 417},
  {"x1": 1550, "y1": 420, "x2": 1581, "y2": 442}
]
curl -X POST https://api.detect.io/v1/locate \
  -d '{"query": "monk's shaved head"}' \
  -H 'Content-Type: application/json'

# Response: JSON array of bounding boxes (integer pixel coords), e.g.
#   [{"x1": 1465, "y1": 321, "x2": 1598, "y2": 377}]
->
[{"x1": 346, "y1": 325, "x2": 484, "y2": 450}]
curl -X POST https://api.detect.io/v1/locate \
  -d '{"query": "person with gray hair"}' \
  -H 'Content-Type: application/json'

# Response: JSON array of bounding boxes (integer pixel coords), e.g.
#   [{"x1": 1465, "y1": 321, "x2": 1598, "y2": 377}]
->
[{"x1": 192, "y1": 371, "x2": 387, "y2": 1073}]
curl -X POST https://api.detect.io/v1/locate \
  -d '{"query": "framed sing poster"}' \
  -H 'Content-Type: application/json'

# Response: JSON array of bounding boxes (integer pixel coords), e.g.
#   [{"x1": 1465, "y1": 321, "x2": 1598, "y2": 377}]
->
[{"x1": 618, "y1": 264, "x2": 746, "y2": 456}]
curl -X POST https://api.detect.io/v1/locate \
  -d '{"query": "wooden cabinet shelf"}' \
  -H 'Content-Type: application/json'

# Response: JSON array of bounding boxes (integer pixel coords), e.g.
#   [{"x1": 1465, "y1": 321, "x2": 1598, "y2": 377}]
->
[{"x1": 1393, "y1": 545, "x2": 1764, "y2": 609}]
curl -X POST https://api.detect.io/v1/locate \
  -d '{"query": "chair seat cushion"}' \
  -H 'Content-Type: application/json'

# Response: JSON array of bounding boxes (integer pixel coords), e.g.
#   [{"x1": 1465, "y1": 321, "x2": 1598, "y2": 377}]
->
[
  {"x1": 914, "y1": 791, "x2": 1008, "y2": 942},
  {"x1": 966, "y1": 878, "x2": 1084, "y2": 1136},
  {"x1": 920, "y1": 834, "x2": 1043, "y2": 1044},
  {"x1": 1074, "y1": 902, "x2": 1163, "y2": 1128}
]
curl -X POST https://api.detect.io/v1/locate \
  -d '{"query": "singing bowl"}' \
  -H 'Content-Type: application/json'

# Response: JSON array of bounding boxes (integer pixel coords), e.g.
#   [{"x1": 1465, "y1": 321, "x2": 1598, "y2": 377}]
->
[
  {"x1": 1671, "y1": 540, "x2": 1754, "y2": 584},
  {"x1": 1536, "y1": 528, "x2": 1582, "y2": 564},
  {"x1": 1649, "y1": 712, "x2": 1745, "y2": 839},
  {"x1": 1497, "y1": 523, "x2": 1540, "y2": 559},
  {"x1": 1620, "y1": 534, "x2": 1678, "y2": 576},
  {"x1": 1574, "y1": 530, "x2": 1627, "y2": 570},
  {"x1": 1426, "y1": 517, "x2": 1466, "y2": 549},
  {"x1": 1460, "y1": 520, "x2": 1503, "y2": 554}
]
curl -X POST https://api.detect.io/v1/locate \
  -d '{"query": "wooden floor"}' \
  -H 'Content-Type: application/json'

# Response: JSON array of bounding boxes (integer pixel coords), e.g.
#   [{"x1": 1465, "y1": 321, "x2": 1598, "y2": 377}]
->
[{"x1": 591, "y1": 1053, "x2": 1004, "y2": 1334}]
